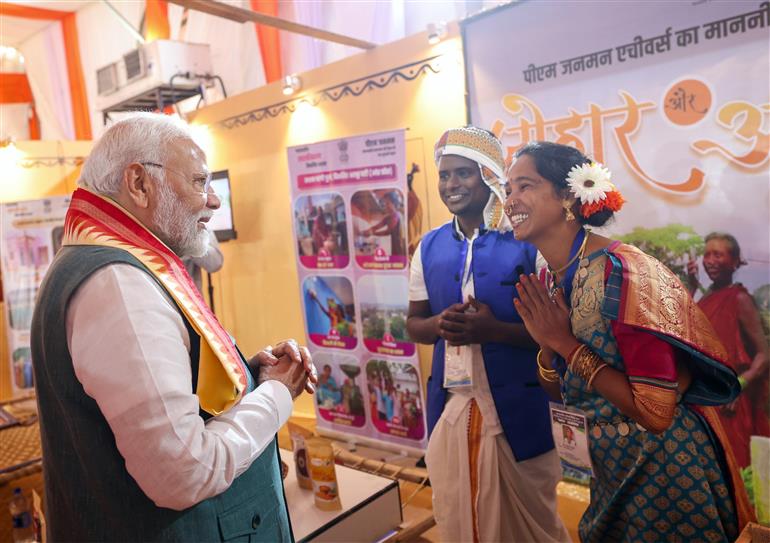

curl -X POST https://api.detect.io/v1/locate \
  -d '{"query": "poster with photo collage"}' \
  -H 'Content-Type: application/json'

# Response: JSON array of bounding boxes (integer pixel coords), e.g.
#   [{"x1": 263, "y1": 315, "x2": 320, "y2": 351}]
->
[
  {"x1": 287, "y1": 129, "x2": 428, "y2": 451},
  {"x1": 1, "y1": 196, "x2": 71, "y2": 395}
]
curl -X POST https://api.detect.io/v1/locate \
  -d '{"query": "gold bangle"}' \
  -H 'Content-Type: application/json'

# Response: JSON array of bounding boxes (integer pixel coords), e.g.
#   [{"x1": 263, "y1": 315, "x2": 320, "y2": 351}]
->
[
  {"x1": 567, "y1": 344, "x2": 587, "y2": 369},
  {"x1": 537, "y1": 350, "x2": 559, "y2": 383},
  {"x1": 537, "y1": 350, "x2": 558, "y2": 376},
  {"x1": 539, "y1": 366, "x2": 559, "y2": 382},
  {"x1": 567, "y1": 343, "x2": 584, "y2": 363},
  {"x1": 575, "y1": 353, "x2": 590, "y2": 380},
  {"x1": 567, "y1": 344, "x2": 585, "y2": 365},
  {"x1": 586, "y1": 362, "x2": 609, "y2": 391},
  {"x1": 577, "y1": 351, "x2": 595, "y2": 380},
  {"x1": 569, "y1": 346, "x2": 603, "y2": 382},
  {"x1": 584, "y1": 353, "x2": 603, "y2": 381},
  {"x1": 566, "y1": 344, "x2": 584, "y2": 374}
]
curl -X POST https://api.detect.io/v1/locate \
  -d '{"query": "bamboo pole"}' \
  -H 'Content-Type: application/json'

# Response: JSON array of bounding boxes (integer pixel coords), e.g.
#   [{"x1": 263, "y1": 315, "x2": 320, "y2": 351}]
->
[
  {"x1": 166, "y1": 0, "x2": 376, "y2": 50},
  {"x1": 331, "y1": 445, "x2": 430, "y2": 486}
]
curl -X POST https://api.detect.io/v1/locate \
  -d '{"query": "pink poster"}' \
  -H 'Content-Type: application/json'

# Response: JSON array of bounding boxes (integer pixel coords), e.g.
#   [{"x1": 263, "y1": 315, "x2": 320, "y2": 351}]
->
[
  {"x1": 1, "y1": 196, "x2": 71, "y2": 395},
  {"x1": 288, "y1": 130, "x2": 428, "y2": 451}
]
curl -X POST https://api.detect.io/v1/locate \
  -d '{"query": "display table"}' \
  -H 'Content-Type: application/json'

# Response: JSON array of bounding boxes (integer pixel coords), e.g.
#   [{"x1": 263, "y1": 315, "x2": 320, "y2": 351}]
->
[
  {"x1": 280, "y1": 448, "x2": 402, "y2": 542},
  {"x1": 0, "y1": 397, "x2": 40, "y2": 484}
]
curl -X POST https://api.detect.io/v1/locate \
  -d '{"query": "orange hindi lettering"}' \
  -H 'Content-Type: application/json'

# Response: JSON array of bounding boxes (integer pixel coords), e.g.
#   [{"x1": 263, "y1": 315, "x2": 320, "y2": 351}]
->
[{"x1": 692, "y1": 101, "x2": 769, "y2": 168}]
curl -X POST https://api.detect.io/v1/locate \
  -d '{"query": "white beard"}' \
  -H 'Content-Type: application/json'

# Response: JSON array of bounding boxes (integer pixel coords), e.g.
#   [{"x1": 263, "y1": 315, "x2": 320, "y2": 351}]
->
[{"x1": 153, "y1": 181, "x2": 209, "y2": 258}]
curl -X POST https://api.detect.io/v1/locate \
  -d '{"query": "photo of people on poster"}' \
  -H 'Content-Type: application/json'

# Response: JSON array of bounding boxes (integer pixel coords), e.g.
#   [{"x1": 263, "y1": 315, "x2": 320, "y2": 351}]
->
[{"x1": 295, "y1": 193, "x2": 349, "y2": 269}]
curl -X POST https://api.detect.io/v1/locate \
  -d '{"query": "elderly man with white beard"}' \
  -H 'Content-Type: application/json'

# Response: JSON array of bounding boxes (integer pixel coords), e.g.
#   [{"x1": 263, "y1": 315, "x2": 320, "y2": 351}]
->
[{"x1": 30, "y1": 113, "x2": 316, "y2": 542}]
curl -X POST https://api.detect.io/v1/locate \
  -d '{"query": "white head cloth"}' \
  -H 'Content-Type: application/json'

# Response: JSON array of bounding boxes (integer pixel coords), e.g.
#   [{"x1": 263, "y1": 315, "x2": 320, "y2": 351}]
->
[{"x1": 434, "y1": 126, "x2": 511, "y2": 231}]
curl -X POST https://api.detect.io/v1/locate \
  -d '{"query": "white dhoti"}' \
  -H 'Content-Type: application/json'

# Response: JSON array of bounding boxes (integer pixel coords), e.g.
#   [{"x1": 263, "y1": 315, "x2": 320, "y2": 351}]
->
[
  {"x1": 411, "y1": 223, "x2": 570, "y2": 542},
  {"x1": 426, "y1": 395, "x2": 570, "y2": 543}
]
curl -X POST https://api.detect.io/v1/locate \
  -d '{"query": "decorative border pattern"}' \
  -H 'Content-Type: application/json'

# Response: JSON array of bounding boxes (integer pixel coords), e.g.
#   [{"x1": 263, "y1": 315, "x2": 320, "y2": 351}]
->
[
  {"x1": 218, "y1": 55, "x2": 443, "y2": 130},
  {"x1": 19, "y1": 157, "x2": 85, "y2": 168}
]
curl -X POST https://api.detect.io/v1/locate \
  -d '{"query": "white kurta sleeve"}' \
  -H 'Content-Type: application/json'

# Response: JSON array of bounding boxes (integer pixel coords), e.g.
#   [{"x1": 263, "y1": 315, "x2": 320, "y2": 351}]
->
[
  {"x1": 408, "y1": 241, "x2": 429, "y2": 302},
  {"x1": 66, "y1": 264, "x2": 292, "y2": 510}
]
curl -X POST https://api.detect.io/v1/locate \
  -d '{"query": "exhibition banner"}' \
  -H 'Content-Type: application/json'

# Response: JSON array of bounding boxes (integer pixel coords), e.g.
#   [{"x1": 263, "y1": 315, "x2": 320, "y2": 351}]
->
[
  {"x1": 464, "y1": 0, "x2": 769, "y2": 295},
  {"x1": 1, "y1": 196, "x2": 70, "y2": 395},
  {"x1": 288, "y1": 129, "x2": 428, "y2": 451},
  {"x1": 464, "y1": 0, "x2": 769, "y2": 481}
]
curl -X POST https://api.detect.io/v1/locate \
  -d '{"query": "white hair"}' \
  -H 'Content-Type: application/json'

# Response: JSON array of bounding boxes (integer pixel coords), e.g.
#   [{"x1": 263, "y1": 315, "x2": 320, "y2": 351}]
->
[{"x1": 78, "y1": 113, "x2": 195, "y2": 196}]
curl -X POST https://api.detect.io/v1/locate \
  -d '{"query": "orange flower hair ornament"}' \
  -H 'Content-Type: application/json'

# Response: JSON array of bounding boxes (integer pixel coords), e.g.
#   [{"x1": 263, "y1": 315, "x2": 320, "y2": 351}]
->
[{"x1": 565, "y1": 162, "x2": 626, "y2": 219}]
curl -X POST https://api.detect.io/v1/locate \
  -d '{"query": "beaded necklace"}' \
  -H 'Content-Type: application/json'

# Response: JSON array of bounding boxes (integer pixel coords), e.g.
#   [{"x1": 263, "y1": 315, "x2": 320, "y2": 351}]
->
[{"x1": 547, "y1": 229, "x2": 590, "y2": 300}]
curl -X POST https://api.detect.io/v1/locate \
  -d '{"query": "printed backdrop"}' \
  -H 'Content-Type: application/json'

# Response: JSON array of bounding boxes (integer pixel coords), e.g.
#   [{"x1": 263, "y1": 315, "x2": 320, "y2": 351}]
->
[
  {"x1": 288, "y1": 129, "x2": 428, "y2": 452},
  {"x1": 464, "y1": 0, "x2": 770, "y2": 490},
  {"x1": 1, "y1": 196, "x2": 70, "y2": 395},
  {"x1": 464, "y1": 1, "x2": 769, "y2": 299}
]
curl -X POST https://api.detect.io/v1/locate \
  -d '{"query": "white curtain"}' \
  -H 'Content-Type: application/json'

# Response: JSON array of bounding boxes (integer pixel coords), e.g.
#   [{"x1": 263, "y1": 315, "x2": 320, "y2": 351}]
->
[
  {"x1": 278, "y1": 1, "x2": 406, "y2": 75},
  {"x1": 277, "y1": 1, "x2": 500, "y2": 76},
  {"x1": 168, "y1": 0, "x2": 267, "y2": 102},
  {"x1": 0, "y1": 104, "x2": 30, "y2": 140},
  {"x1": 18, "y1": 22, "x2": 72, "y2": 140},
  {"x1": 278, "y1": 1, "x2": 325, "y2": 77}
]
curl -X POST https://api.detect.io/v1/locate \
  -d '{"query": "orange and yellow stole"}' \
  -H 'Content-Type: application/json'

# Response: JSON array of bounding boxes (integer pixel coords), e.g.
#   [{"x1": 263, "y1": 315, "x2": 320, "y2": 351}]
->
[{"x1": 63, "y1": 188, "x2": 248, "y2": 416}]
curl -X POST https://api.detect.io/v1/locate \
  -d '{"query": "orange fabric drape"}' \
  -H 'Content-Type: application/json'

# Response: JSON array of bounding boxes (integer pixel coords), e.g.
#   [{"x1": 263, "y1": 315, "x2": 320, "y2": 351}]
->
[
  {"x1": 0, "y1": 2, "x2": 68, "y2": 20},
  {"x1": 0, "y1": 73, "x2": 33, "y2": 103},
  {"x1": 61, "y1": 13, "x2": 92, "y2": 140},
  {"x1": 0, "y1": 71, "x2": 40, "y2": 140},
  {"x1": 250, "y1": 0, "x2": 282, "y2": 83},
  {"x1": 145, "y1": 0, "x2": 170, "y2": 42},
  {"x1": 28, "y1": 104, "x2": 41, "y2": 140}
]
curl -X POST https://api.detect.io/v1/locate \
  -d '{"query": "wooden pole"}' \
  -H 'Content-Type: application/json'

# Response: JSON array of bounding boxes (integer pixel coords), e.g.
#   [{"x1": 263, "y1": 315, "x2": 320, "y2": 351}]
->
[
  {"x1": 332, "y1": 446, "x2": 430, "y2": 486},
  {"x1": 166, "y1": 0, "x2": 376, "y2": 50}
]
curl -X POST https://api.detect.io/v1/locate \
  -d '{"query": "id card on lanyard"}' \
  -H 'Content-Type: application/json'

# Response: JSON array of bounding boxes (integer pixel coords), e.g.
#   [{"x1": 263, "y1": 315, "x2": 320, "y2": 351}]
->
[
  {"x1": 444, "y1": 343, "x2": 473, "y2": 388},
  {"x1": 444, "y1": 235, "x2": 474, "y2": 388},
  {"x1": 549, "y1": 402, "x2": 594, "y2": 478}
]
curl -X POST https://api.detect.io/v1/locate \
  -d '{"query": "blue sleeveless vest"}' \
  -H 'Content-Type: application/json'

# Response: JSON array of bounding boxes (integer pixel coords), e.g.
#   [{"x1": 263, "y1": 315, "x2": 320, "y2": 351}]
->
[
  {"x1": 30, "y1": 246, "x2": 292, "y2": 542},
  {"x1": 421, "y1": 223, "x2": 555, "y2": 461}
]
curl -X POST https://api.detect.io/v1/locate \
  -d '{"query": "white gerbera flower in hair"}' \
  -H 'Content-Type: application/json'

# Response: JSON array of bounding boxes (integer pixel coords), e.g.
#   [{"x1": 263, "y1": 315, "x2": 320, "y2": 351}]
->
[{"x1": 566, "y1": 163, "x2": 613, "y2": 205}]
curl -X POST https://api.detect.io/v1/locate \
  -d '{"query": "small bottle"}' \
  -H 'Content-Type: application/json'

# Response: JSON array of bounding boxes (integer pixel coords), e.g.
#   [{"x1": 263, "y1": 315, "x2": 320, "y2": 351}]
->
[{"x1": 9, "y1": 488, "x2": 35, "y2": 543}]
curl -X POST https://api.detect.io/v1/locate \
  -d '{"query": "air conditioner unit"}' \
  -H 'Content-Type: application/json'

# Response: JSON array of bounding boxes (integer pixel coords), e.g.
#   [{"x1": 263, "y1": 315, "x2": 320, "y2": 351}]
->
[{"x1": 96, "y1": 40, "x2": 213, "y2": 112}]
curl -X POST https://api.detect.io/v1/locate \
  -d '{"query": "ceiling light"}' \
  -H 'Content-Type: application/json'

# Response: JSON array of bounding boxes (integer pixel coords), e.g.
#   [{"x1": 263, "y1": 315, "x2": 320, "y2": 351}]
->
[
  {"x1": 427, "y1": 22, "x2": 447, "y2": 45},
  {"x1": 0, "y1": 138, "x2": 23, "y2": 170},
  {"x1": 282, "y1": 74, "x2": 302, "y2": 96}
]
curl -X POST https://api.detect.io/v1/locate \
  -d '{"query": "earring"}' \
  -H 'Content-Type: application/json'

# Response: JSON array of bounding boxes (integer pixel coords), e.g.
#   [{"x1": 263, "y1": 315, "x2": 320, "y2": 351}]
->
[
  {"x1": 563, "y1": 201, "x2": 575, "y2": 222},
  {"x1": 504, "y1": 204, "x2": 514, "y2": 216}
]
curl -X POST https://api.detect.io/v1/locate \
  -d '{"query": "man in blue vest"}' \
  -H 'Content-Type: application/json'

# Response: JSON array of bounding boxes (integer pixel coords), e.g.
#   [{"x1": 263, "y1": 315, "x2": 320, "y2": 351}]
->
[
  {"x1": 407, "y1": 127, "x2": 568, "y2": 542},
  {"x1": 30, "y1": 113, "x2": 315, "y2": 542}
]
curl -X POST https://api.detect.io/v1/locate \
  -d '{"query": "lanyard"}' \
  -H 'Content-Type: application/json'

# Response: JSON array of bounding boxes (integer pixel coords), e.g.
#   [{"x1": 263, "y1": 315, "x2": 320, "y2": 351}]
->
[
  {"x1": 551, "y1": 228, "x2": 587, "y2": 378},
  {"x1": 454, "y1": 221, "x2": 485, "y2": 303},
  {"x1": 456, "y1": 237, "x2": 469, "y2": 303},
  {"x1": 557, "y1": 228, "x2": 587, "y2": 307}
]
